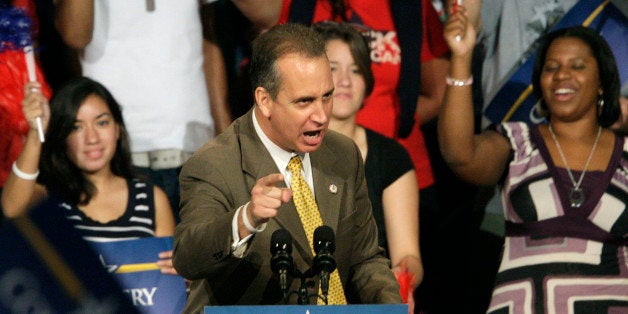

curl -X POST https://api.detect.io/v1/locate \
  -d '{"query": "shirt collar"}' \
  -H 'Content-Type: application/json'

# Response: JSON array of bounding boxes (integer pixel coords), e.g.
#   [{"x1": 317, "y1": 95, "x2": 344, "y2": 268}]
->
[{"x1": 252, "y1": 110, "x2": 313, "y2": 187}]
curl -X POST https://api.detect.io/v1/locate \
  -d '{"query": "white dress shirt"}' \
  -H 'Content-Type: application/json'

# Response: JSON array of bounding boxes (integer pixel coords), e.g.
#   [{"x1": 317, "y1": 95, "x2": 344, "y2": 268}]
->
[{"x1": 231, "y1": 110, "x2": 315, "y2": 256}]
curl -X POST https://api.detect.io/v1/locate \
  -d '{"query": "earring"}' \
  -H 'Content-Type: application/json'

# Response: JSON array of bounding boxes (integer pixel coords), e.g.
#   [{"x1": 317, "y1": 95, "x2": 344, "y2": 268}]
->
[
  {"x1": 598, "y1": 97, "x2": 604, "y2": 108},
  {"x1": 534, "y1": 99, "x2": 548, "y2": 117}
]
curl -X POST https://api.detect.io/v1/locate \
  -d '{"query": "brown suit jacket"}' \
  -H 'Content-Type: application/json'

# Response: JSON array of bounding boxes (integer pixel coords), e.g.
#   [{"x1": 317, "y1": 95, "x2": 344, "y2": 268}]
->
[{"x1": 173, "y1": 109, "x2": 401, "y2": 313}]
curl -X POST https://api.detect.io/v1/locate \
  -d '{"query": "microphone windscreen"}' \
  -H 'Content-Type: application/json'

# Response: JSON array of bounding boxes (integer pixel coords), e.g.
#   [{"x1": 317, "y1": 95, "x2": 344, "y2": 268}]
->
[
  {"x1": 270, "y1": 228, "x2": 293, "y2": 255},
  {"x1": 313, "y1": 225, "x2": 335, "y2": 254}
]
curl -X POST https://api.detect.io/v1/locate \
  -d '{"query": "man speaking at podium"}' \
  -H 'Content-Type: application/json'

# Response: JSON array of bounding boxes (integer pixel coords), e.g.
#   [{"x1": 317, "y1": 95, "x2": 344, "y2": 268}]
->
[{"x1": 173, "y1": 23, "x2": 401, "y2": 312}]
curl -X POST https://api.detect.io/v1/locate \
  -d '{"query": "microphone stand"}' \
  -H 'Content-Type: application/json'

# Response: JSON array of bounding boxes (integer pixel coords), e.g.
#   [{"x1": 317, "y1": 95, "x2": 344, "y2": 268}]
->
[{"x1": 284, "y1": 268, "x2": 326, "y2": 305}]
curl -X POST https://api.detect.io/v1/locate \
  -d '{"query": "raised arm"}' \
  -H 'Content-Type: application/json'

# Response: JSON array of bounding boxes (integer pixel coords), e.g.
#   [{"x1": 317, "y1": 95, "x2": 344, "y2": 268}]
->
[
  {"x1": 437, "y1": 6, "x2": 510, "y2": 186},
  {"x1": 1, "y1": 84, "x2": 49, "y2": 217},
  {"x1": 200, "y1": 3, "x2": 233, "y2": 134},
  {"x1": 231, "y1": 0, "x2": 282, "y2": 31},
  {"x1": 204, "y1": 41, "x2": 233, "y2": 134},
  {"x1": 54, "y1": 0, "x2": 94, "y2": 49}
]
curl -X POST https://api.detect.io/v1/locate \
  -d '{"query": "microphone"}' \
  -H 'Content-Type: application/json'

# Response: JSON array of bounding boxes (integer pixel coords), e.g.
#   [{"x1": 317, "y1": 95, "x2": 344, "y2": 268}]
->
[
  {"x1": 270, "y1": 229, "x2": 294, "y2": 295},
  {"x1": 312, "y1": 225, "x2": 337, "y2": 298}
]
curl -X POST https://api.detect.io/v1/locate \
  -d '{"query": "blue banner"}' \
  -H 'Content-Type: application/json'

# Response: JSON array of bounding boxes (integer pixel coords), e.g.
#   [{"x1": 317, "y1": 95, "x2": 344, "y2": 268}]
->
[
  {"x1": 484, "y1": 0, "x2": 628, "y2": 125},
  {"x1": 90, "y1": 237, "x2": 187, "y2": 314},
  {"x1": 0, "y1": 197, "x2": 137, "y2": 313}
]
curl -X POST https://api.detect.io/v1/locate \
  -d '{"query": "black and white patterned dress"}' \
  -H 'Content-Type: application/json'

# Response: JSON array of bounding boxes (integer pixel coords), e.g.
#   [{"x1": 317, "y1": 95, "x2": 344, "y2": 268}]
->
[
  {"x1": 487, "y1": 122, "x2": 628, "y2": 313},
  {"x1": 60, "y1": 178, "x2": 157, "y2": 242}
]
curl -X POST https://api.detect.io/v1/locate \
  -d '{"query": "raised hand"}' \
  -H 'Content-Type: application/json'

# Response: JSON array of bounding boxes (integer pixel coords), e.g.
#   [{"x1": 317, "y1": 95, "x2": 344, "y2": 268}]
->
[
  {"x1": 21, "y1": 82, "x2": 50, "y2": 135},
  {"x1": 443, "y1": 4, "x2": 477, "y2": 57}
]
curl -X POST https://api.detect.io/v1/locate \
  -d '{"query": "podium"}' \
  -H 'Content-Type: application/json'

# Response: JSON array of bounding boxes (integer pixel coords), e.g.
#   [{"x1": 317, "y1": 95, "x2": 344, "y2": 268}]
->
[{"x1": 204, "y1": 304, "x2": 407, "y2": 313}]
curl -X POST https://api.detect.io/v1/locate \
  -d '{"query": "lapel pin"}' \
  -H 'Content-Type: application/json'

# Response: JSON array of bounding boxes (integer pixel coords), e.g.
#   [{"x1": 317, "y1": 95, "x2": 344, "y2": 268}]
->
[{"x1": 329, "y1": 184, "x2": 337, "y2": 194}]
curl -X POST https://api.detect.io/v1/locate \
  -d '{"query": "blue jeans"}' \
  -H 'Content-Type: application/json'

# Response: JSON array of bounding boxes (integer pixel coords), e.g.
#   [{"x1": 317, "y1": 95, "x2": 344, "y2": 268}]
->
[{"x1": 134, "y1": 166, "x2": 182, "y2": 222}]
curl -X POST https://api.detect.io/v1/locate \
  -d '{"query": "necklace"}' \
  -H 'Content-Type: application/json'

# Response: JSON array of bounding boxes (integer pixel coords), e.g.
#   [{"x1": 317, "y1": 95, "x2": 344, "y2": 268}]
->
[{"x1": 548, "y1": 124, "x2": 602, "y2": 208}]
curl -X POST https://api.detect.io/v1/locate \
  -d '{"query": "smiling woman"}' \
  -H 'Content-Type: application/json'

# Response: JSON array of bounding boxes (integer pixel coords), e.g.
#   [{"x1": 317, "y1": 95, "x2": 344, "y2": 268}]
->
[
  {"x1": 439, "y1": 15, "x2": 627, "y2": 312},
  {"x1": 65, "y1": 95, "x2": 120, "y2": 175},
  {"x1": 1, "y1": 77, "x2": 178, "y2": 274}
]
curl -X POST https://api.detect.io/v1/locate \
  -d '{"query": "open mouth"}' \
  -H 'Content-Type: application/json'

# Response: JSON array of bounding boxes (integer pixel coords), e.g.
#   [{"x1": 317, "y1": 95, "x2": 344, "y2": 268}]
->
[
  {"x1": 554, "y1": 88, "x2": 575, "y2": 95},
  {"x1": 552, "y1": 88, "x2": 576, "y2": 101},
  {"x1": 304, "y1": 130, "x2": 321, "y2": 138}
]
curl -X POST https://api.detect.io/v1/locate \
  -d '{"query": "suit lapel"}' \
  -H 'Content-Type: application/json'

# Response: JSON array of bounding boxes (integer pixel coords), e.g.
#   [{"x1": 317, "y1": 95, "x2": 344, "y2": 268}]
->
[
  {"x1": 238, "y1": 110, "x2": 312, "y2": 259},
  {"x1": 311, "y1": 141, "x2": 343, "y2": 236}
]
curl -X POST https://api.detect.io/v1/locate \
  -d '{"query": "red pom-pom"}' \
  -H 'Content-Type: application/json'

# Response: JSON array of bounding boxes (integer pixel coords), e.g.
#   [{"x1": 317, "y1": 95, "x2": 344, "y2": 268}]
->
[
  {"x1": 0, "y1": 49, "x2": 51, "y2": 187},
  {"x1": 394, "y1": 267, "x2": 414, "y2": 304}
]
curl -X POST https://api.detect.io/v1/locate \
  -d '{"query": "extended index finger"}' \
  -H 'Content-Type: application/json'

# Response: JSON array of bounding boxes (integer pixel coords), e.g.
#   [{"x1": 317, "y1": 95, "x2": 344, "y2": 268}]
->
[{"x1": 259, "y1": 173, "x2": 285, "y2": 187}]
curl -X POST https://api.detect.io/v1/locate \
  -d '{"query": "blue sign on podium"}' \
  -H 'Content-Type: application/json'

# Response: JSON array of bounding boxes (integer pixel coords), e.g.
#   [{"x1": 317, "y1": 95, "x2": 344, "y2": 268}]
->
[{"x1": 204, "y1": 304, "x2": 408, "y2": 314}]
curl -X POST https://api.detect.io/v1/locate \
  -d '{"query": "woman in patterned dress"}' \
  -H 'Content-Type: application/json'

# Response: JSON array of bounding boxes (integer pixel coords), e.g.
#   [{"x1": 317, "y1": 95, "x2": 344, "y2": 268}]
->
[
  {"x1": 439, "y1": 5, "x2": 626, "y2": 314},
  {"x1": 1, "y1": 77, "x2": 177, "y2": 274}
]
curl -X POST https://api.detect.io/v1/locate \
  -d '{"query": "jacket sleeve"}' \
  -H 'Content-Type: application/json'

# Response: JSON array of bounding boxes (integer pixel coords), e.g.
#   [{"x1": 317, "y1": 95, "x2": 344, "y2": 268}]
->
[{"x1": 173, "y1": 147, "x2": 242, "y2": 280}]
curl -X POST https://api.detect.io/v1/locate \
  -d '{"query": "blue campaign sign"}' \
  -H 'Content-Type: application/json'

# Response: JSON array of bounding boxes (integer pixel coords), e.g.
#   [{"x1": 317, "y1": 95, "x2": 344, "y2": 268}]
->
[
  {"x1": 484, "y1": 0, "x2": 628, "y2": 125},
  {"x1": 0, "y1": 197, "x2": 137, "y2": 313},
  {"x1": 90, "y1": 237, "x2": 187, "y2": 314}
]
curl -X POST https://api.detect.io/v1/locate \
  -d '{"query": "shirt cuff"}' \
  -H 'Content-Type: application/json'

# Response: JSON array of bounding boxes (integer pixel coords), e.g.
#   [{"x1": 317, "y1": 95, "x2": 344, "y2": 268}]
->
[{"x1": 230, "y1": 202, "x2": 266, "y2": 258}]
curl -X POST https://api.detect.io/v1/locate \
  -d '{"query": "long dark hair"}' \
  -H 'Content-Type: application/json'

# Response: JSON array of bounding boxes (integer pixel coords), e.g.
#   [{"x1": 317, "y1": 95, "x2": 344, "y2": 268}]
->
[
  {"x1": 532, "y1": 26, "x2": 620, "y2": 127},
  {"x1": 39, "y1": 77, "x2": 135, "y2": 205}
]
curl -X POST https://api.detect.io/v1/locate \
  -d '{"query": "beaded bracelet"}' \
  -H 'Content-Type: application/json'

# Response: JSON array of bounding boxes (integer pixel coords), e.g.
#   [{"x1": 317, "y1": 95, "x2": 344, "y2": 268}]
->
[
  {"x1": 446, "y1": 75, "x2": 473, "y2": 87},
  {"x1": 12, "y1": 161, "x2": 39, "y2": 180},
  {"x1": 241, "y1": 202, "x2": 266, "y2": 233}
]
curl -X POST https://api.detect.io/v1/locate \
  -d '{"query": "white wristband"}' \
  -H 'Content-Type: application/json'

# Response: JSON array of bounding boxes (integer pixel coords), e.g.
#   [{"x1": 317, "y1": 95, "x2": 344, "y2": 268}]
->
[
  {"x1": 241, "y1": 202, "x2": 266, "y2": 233},
  {"x1": 12, "y1": 161, "x2": 39, "y2": 180},
  {"x1": 446, "y1": 75, "x2": 473, "y2": 87}
]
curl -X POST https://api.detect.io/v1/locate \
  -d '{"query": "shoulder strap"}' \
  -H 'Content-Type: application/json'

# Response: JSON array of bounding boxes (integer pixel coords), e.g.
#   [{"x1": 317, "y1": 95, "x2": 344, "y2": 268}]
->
[
  {"x1": 288, "y1": 0, "x2": 316, "y2": 24},
  {"x1": 390, "y1": 0, "x2": 422, "y2": 138}
]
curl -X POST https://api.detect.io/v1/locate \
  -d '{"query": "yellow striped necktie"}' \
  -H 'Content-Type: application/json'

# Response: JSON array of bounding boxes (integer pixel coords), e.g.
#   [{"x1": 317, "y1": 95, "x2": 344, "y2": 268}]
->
[{"x1": 287, "y1": 156, "x2": 347, "y2": 305}]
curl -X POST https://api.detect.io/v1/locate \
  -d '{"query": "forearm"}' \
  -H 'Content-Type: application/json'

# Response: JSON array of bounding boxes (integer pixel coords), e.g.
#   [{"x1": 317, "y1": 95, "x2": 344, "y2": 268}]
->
[
  {"x1": 437, "y1": 53, "x2": 476, "y2": 166},
  {"x1": 203, "y1": 40, "x2": 232, "y2": 135},
  {"x1": 231, "y1": 0, "x2": 282, "y2": 31},
  {"x1": 383, "y1": 174, "x2": 419, "y2": 265},
  {"x1": 348, "y1": 169, "x2": 401, "y2": 303},
  {"x1": 54, "y1": 0, "x2": 94, "y2": 49},
  {"x1": 382, "y1": 171, "x2": 422, "y2": 286},
  {"x1": 417, "y1": 57, "x2": 450, "y2": 124},
  {"x1": 1, "y1": 131, "x2": 45, "y2": 217},
  {"x1": 438, "y1": 56, "x2": 510, "y2": 185}
]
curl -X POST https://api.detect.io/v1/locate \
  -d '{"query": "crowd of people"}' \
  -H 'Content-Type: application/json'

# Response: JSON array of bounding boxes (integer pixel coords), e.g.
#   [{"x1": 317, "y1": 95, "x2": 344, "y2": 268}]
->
[{"x1": 0, "y1": 0, "x2": 626, "y2": 313}]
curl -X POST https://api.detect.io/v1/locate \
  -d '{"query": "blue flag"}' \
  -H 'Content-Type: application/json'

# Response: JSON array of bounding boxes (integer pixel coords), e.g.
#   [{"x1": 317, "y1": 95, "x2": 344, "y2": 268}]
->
[
  {"x1": 484, "y1": 0, "x2": 628, "y2": 124},
  {"x1": 90, "y1": 237, "x2": 187, "y2": 314}
]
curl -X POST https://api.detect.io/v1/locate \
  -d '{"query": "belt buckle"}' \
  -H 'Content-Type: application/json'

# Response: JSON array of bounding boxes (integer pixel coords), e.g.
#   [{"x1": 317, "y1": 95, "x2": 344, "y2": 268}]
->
[{"x1": 148, "y1": 150, "x2": 182, "y2": 170}]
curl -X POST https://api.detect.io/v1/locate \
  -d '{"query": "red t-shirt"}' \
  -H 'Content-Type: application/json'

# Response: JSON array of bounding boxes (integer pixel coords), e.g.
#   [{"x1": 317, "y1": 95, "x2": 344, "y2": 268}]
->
[{"x1": 279, "y1": 0, "x2": 449, "y2": 188}]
